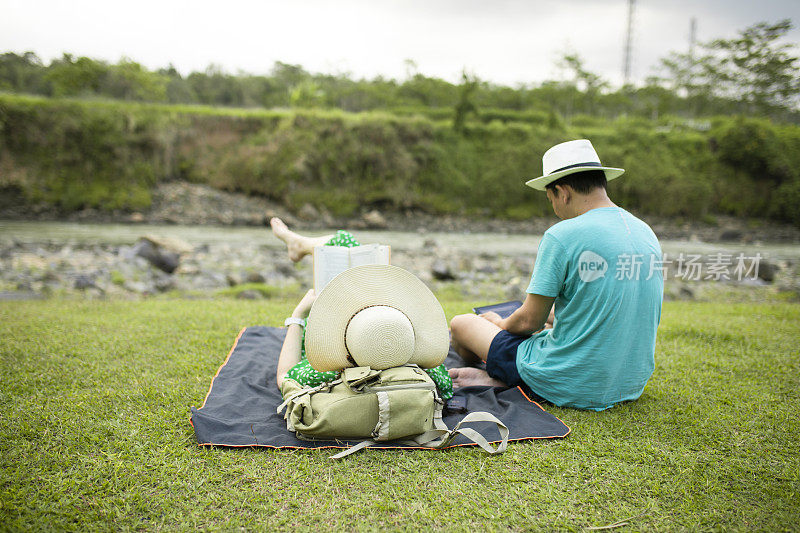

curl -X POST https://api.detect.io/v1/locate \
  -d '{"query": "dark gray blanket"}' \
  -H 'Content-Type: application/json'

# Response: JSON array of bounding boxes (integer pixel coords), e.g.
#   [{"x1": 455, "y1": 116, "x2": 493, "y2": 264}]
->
[{"x1": 191, "y1": 327, "x2": 570, "y2": 449}]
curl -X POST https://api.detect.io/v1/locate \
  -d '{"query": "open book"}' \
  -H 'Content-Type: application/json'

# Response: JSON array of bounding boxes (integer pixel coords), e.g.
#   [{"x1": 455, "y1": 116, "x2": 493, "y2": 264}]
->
[
  {"x1": 313, "y1": 244, "x2": 391, "y2": 292},
  {"x1": 472, "y1": 300, "x2": 523, "y2": 319}
]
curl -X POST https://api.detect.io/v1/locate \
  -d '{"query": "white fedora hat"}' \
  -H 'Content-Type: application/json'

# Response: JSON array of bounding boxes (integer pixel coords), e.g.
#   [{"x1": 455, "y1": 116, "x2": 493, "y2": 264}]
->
[
  {"x1": 525, "y1": 139, "x2": 624, "y2": 191},
  {"x1": 305, "y1": 264, "x2": 449, "y2": 372}
]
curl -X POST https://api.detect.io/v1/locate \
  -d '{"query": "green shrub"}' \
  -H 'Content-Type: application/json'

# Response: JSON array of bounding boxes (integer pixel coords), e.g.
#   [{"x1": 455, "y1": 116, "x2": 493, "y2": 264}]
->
[{"x1": 2, "y1": 94, "x2": 799, "y2": 224}]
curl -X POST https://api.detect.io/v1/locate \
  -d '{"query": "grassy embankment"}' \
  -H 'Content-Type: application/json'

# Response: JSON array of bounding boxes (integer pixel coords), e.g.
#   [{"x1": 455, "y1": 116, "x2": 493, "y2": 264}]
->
[
  {"x1": 1, "y1": 298, "x2": 798, "y2": 530},
  {"x1": 2, "y1": 92, "x2": 800, "y2": 225}
]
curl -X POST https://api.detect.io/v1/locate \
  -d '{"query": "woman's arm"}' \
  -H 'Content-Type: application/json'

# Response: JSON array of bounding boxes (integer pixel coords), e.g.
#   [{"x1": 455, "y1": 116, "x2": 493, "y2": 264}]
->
[{"x1": 276, "y1": 289, "x2": 317, "y2": 389}]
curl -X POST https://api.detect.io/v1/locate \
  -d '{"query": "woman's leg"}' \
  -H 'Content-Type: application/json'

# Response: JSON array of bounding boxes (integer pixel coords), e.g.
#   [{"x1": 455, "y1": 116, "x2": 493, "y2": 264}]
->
[{"x1": 270, "y1": 217, "x2": 334, "y2": 262}]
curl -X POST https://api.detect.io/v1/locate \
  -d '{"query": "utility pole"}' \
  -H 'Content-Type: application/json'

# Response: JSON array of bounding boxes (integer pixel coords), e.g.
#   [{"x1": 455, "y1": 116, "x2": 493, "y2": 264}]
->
[
  {"x1": 622, "y1": 0, "x2": 636, "y2": 85},
  {"x1": 689, "y1": 17, "x2": 697, "y2": 59}
]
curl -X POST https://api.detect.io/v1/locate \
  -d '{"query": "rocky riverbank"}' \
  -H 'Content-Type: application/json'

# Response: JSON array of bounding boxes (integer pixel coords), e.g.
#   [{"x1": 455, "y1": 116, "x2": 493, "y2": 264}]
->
[
  {"x1": 1, "y1": 228, "x2": 797, "y2": 303},
  {"x1": 3, "y1": 181, "x2": 799, "y2": 302},
  {"x1": 3, "y1": 181, "x2": 800, "y2": 244}
]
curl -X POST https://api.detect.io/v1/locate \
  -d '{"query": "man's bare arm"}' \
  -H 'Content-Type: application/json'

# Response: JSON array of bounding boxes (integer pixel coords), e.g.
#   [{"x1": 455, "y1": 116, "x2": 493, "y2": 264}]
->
[{"x1": 498, "y1": 293, "x2": 555, "y2": 335}]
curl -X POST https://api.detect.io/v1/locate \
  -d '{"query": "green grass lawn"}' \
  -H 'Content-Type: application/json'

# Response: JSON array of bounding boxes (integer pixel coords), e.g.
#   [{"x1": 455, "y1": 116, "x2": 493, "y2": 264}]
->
[{"x1": 1, "y1": 298, "x2": 798, "y2": 531}]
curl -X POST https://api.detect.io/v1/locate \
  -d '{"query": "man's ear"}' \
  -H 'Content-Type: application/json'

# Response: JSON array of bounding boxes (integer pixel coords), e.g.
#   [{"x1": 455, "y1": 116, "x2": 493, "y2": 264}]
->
[{"x1": 555, "y1": 184, "x2": 570, "y2": 203}]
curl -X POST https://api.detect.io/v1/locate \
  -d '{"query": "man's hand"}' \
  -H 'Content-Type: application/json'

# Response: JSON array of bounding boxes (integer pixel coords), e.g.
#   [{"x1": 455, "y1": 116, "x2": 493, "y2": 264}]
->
[
  {"x1": 479, "y1": 311, "x2": 505, "y2": 328},
  {"x1": 502, "y1": 293, "x2": 555, "y2": 336}
]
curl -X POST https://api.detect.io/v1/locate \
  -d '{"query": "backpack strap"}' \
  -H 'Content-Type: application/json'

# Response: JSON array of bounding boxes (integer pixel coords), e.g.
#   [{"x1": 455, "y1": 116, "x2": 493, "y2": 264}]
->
[
  {"x1": 409, "y1": 411, "x2": 509, "y2": 455},
  {"x1": 276, "y1": 378, "x2": 343, "y2": 415},
  {"x1": 329, "y1": 439, "x2": 377, "y2": 459},
  {"x1": 330, "y1": 411, "x2": 509, "y2": 460}
]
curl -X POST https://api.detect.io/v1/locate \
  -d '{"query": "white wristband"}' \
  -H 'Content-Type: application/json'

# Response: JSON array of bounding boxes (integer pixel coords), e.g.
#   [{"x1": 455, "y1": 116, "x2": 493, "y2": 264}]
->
[{"x1": 284, "y1": 317, "x2": 306, "y2": 328}]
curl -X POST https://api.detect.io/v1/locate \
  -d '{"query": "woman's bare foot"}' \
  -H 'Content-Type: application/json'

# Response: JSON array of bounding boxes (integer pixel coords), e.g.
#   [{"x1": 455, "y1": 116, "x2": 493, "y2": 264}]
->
[
  {"x1": 270, "y1": 217, "x2": 332, "y2": 262},
  {"x1": 448, "y1": 367, "x2": 508, "y2": 389}
]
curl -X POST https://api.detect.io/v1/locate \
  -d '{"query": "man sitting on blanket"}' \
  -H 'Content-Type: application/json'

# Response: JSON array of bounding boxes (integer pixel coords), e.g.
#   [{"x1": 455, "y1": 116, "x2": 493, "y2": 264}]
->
[{"x1": 449, "y1": 139, "x2": 663, "y2": 411}]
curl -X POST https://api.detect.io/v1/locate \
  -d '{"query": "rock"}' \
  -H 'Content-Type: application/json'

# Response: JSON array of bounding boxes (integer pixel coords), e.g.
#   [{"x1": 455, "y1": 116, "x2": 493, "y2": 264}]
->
[
  {"x1": 132, "y1": 239, "x2": 180, "y2": 274},
  {"x1": 738, "y1": 277, "x2": 767, "y2": 287},
  {"x1": 123, "y1": 280, "x2": 150, "y2": 294},
  {"x1": 236, "y1": 289, "x2": 262, "y2": 300},
  {"x1": 457, "y1": 257, "x2": 473, "y2": 272},
  {"x1": 298, "y1": 203, "x2": 319, "y2": 221},
  {"x1": 14, "y1": 253, "x2": 47, "y2": 270},
  {"x1": 129, "y1": 212, "x2": 145, "y2": 223},
  {"x1": 74, "y1": 274, "x2": 96, "y2": 290},
  {"x1": 154, "y1": 275, "x2": 176, "y2": 292},
  {"x1": 679, "y1": 285, "x2": 695, "y2": 299},
  {"x1": 263, "y1": 209, "x2": 280, "y2": 224},
  {"x1": 719, "y1": 229, "x2": 743, "y2": 242},
  {"x1": 246, "y1": 272, "x2": 266, "y2": 283},
  {"x1": 758, "y1": 260, "x2": 779, "y2": 283},
  {"x1": 423, "y1": 238, "x2": 438, "y2": 249},
  {"x1": 477, "y1": 264, "x2": 497, "y2": 275},
  {"x1": 142, "y1": 235, "x2": 193, "y2": 254},
  {"x1": 318, "y1": 207, "x2": 336, "y2": 228},
  {"x1": 39, "y1": 271, "x2": 61, "y2": 282},
  {"x1": 432, "y1": 260, "x2": 455, "y2": 281},
  {"x1": 505, "y1": 282, "x2": 525, "y2": 301},
  {"x1": 363, "y1": 210, "x2": 388, "y2": 229},
  {"x1": 0, "y1": 291, "x2": 43, "y2": 301},
  {"x1": 276, "y1": 263, "x2": 297, "y2": 278},
  {"x1": 226, "y1": 274, "x2": 241, "y2": 287},
  {"x1": 176, "y1": 264, "x2": 200, "y2": 275},
  {"x1": 195, "y1": 271, "x2": 228, "y2": 290}
]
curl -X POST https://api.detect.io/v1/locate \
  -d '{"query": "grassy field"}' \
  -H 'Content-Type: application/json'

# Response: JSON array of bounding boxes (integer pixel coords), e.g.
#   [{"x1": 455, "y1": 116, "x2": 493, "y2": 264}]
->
[{"x1": 1, "y1": 297, "x2": 798, "y2": 531}]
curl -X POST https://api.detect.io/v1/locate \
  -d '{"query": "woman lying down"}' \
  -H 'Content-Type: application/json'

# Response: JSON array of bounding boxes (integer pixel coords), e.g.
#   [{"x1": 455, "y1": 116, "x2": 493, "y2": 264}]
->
[{"x1": 269, "y1": 218, "x2": 453, "y2": 400}]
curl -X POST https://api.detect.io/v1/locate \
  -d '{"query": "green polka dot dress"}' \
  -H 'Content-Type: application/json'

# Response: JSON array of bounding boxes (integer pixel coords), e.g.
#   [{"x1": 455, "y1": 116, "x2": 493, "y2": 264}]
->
[{"x1": 285, "y1": 230, "x2": 454, "y2": 400}]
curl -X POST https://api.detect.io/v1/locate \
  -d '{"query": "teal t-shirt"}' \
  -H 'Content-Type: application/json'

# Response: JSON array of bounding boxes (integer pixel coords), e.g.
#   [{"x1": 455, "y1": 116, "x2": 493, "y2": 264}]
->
[{"x1": 517, "y1": 207, "x2": 663, "y2": 411}]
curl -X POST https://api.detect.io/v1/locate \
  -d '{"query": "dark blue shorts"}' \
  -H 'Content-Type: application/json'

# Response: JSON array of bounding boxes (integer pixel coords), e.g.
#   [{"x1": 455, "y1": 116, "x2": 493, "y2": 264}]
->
[{"x1": 486, "y1": 330, "x2": 545, "y2": 402}]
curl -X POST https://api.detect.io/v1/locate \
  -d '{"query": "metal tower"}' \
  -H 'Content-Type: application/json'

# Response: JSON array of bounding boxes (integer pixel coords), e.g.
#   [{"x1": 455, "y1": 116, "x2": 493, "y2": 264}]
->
[{"x1": 623, "y1": 0, "x2": 636, "y2": 84}]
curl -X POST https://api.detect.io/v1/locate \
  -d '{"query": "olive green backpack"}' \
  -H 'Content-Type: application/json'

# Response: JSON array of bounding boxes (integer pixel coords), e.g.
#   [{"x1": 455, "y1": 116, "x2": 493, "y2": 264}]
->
[{"x1": 277, "y1": 364, "x2": 509, "y2": 459}]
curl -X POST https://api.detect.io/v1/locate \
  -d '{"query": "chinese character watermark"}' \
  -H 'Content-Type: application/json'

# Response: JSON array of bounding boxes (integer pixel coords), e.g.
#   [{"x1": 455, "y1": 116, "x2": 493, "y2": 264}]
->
[{"x1": 601, "y1": 252, "x2": 764, "y2": 282}]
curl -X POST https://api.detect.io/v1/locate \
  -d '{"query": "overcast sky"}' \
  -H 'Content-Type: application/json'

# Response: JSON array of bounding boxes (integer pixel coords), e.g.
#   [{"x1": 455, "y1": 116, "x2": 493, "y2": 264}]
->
[{"x1": 2, "y1": 0, "x2": 799, "y2": 87}]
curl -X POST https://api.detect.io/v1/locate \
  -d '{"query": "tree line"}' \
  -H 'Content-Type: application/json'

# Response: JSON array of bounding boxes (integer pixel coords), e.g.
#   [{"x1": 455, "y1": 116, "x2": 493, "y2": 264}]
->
[{"x1": 1, "y1": 20, "x2": 798, "y2": 123}]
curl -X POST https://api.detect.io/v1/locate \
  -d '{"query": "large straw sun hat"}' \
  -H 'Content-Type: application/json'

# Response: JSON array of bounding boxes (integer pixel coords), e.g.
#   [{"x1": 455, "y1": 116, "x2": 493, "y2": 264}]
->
[
  {"x1": 525, "y1": 139, "x2": 625, "y2": 191},
  {"x1": 305, "y1": 264, "x2": 449, "y2": 372}
]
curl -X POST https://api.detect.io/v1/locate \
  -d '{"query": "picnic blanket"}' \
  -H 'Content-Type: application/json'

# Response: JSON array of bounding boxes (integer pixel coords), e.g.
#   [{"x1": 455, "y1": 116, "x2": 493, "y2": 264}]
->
[{"x1": 190, "y1": 327, "x2": 570, "y2": 450}]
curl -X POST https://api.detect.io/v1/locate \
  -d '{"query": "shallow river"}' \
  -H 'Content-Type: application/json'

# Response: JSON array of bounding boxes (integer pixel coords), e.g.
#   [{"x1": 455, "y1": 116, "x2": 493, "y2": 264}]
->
[{"x1": 1, "y1": 220, "x2": 799, "y2": 260}]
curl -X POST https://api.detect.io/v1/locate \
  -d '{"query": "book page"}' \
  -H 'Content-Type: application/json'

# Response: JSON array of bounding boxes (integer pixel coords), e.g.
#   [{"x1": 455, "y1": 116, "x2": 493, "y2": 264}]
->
[
  {"x1": 349, "y1": 244, "x2": 391, "y2": 267},
  {"x1": 313, "y1": 246, "x2": 351, "y2": 292}
]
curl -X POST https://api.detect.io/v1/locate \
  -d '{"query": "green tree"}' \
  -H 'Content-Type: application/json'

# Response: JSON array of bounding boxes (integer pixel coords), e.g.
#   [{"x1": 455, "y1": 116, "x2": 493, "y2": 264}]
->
[
  {"x1": 45, "y1": 54, "x2": 108, "y2": 97},
  {"x1": 707, "y1": 19, "x2": 800, "y2": 113},
  {"x1": 104, "y1": 58, "x2": 168, "y2": 101},
  {"x1": 289, "y1": 80, "x2": 326, "y2": 108},
  {"x1": 186, "y1": 64, "x2": 242, "y2": 106},
  {"x1": 0, "y1": 52, "x2": 48, "y2": 94},
  {"x1": 453, "y1": 70, "x2": 478, "y2": 132},
  {"x1": 158, "y1": 64, "x2": 197, "y2": 103},
  {"x1": 557, "y1": 53, "x2": 608, "y2": 94},
  {"x1": 553, "y1": 52, "x2": 609, "y2": 116}
]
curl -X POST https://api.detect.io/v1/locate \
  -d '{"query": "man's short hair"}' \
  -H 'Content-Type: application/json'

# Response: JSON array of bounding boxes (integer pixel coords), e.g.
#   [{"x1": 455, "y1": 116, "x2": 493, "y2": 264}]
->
[{"x1": 546, "y1": 169, "x2": 608, "y2": 195}]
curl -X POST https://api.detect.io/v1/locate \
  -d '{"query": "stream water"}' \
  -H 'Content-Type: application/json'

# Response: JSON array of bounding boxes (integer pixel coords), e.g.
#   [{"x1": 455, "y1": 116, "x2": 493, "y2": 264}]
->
[{"x1": 1, "y1": 220, "x2": 799, "y2": 261}]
